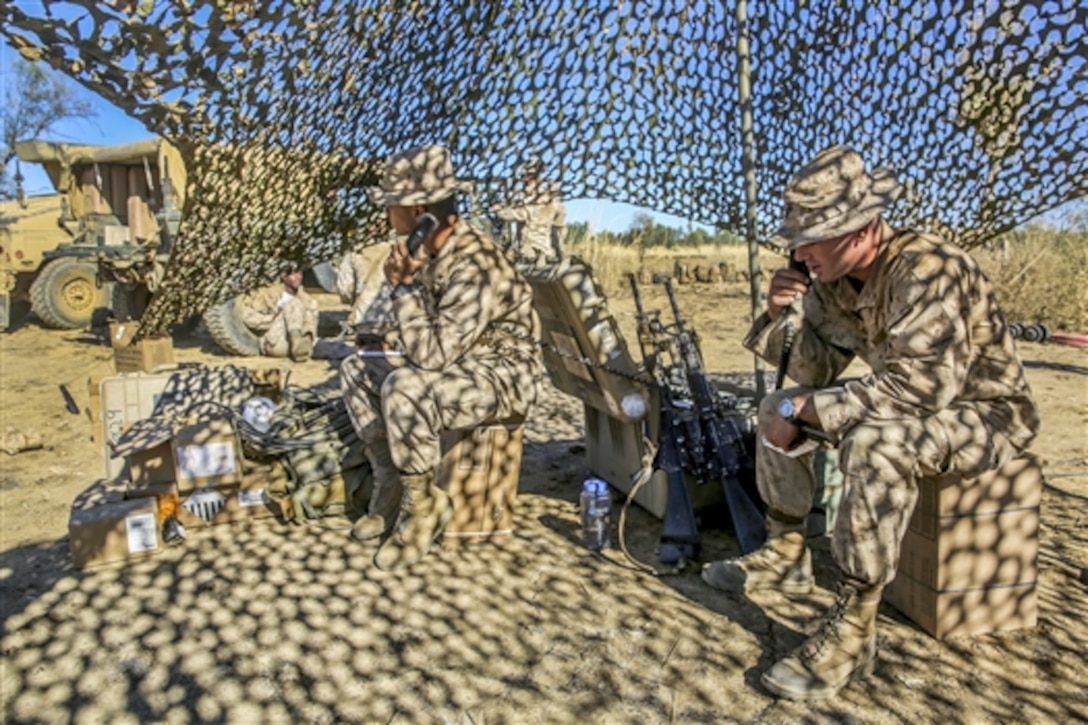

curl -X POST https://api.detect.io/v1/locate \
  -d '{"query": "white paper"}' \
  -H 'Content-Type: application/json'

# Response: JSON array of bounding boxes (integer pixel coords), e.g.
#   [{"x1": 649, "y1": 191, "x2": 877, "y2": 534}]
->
[
  {"x1": 761, "y1": 435, "x2": 820, "y2": 458},
  {"x1": 125, "y1": 512, "x2": 158, "y2": 553},
  {"x1": 176, "y1": 441, "x2": 237, "y2": 478},
  {"x1": 238, "y1": 488, "x2": 269, "y2": 507},
  {"x1": 184, "y1": 489, "x2": 227, "y2": 522}
]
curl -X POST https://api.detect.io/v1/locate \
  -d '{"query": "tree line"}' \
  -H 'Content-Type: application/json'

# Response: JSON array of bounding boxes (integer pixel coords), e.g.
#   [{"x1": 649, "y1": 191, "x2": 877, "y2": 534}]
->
[{"x1": 565, "y1": 212, "x2": 745, "y2": 249}]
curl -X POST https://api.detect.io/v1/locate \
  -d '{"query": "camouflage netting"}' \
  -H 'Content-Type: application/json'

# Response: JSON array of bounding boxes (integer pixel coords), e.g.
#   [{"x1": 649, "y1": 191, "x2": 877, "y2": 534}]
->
[{"x1": 3, "y1": 0, "x2": 1086, "y2": 332}]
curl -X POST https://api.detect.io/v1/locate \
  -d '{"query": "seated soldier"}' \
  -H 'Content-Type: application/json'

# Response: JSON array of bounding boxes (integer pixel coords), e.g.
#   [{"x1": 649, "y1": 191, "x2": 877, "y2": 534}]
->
[
  {"x1": 340, "y1": 144, "x2": 542, "y2": 570},
  {"x1": 702, "y1": 145, "x2": 1039, "y2": 700},
  {"x1": 239, "y1": 261, "x2": 319, "y2": 362}
]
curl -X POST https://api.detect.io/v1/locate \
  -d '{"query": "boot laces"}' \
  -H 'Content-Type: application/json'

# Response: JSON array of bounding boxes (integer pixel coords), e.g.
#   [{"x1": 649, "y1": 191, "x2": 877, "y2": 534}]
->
[
  {"x1": 391, "y1": 487, "x2": 417, "y2": 538},
  {"x1": 800, "y1": 586, "x2": 856, "y2": 662}
]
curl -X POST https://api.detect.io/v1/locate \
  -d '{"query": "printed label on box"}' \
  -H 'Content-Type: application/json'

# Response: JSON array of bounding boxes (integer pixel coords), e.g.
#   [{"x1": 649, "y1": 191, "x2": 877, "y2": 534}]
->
[
  {"x1": 238, "y1": 488, "x2": 269, "y2": 507},
  {"x1": 184, "y1": 489, "x2": 227, "y2": 522},
  {"x1": 177, "y1": 442, "x2": 237, "y2": 478},
  {"x1": 125, "y1": 512, "x2": 159, "y2": 553}
]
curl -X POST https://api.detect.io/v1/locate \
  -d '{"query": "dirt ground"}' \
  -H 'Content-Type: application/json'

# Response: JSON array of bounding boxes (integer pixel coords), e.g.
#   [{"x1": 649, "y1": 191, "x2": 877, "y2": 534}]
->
[{"x1": 1, "y1": 279, "x2": 1086, "y2": 724}]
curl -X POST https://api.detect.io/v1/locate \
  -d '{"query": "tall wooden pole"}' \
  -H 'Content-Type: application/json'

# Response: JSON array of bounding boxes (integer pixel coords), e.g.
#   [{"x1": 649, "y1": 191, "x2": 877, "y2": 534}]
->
[{"x1": 734, "y1": 0, "x2": 766, "y2": 399}]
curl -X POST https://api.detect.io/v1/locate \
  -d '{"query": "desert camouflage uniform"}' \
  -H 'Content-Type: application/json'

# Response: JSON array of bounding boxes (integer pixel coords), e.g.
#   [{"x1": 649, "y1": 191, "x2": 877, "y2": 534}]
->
[
  {"x1": 337, "y1": 245, "x2": 395, "y2": 329},
  {"x1": 745, "y1": 222, "x2": 1039, "y2": 586},
  {"x1": 494, "y1": 182, "x2": 566, "y2": 262},
  {"x1": 240, "y1": 283, "x2": 319, "y2": 358},
  {"x1": 340, "y1": 220, "x2": 542, "y2": 474}
]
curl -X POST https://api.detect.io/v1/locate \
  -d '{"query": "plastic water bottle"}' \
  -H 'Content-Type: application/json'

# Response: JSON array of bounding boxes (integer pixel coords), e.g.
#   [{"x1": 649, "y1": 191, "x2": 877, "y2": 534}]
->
[{"x1": 581, "y1": 478, "x2": 612, "y2": 551}]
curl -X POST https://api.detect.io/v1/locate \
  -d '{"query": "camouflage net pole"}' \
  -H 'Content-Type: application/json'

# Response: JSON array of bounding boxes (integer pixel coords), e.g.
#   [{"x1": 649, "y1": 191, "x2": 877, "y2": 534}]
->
[
  {"x1": 3, "y1": 1, "x2": 1086, "y2": 334},
  {"x1": 734, "y1": 0, "x2": 766, "y2": 398}
]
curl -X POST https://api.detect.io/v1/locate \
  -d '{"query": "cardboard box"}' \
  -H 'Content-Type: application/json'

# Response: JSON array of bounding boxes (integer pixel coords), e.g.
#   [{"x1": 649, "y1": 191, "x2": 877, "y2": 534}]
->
[
  {"x1": 69, "y1": 481, "x2": 161, "y2": 568},
  {"x1": 913, "y1": 454, "x2": 1042, "y2": 521},
  {"x1": 123, "y1": 418, "x2": 245, "y2": 495},
  {"x1": 128, "y1": 440, "x2": 176, "y2": 489},
  {"x1": 113, "y1": 335, "x2": 175, "y2": 373},
  {"x1": 87, "y1": 374, "x2": 108, "y2": 445},
  {"x1": 172, "y1": 418, "x2": 244, "y2": 492},
  {"x1": 884, "y1": 576, "x2": 1037, "y2": 639},
  {"x1": 886, "y1": 454, "x2": 1042, "y2": 639},
  {"x1": 438, "y1": 420, "x2": 524, "y2": 545},
  {"x1": 897, "y1": 506, "x2": 1039, "y2": 591},
  {"x1": 108, "y1": 320, "x2": 138, "y2": 348}
]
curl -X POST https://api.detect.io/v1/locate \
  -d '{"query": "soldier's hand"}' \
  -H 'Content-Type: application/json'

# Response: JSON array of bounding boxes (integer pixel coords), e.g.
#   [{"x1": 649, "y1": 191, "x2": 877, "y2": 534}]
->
[
  {"x1": 767, "y1": 268, "x2": 811, "y2": 320},
  {"x1": 764, "y1": 414, "x2": 803, "y2": 450},
  {"x1": 384, "y1": 240, "x2": 425, "y2": 287}
]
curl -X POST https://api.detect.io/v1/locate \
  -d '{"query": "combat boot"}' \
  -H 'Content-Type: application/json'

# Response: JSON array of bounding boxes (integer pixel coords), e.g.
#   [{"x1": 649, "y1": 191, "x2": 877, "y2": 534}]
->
[
  {"x1": 373, "y1": 470, "x2": 452, "y2": 571},
  {"x1": 288, "y1": 329, "x2": 313, "y2": 362},
  {"x1": 761, "y1": 578, "x2": 881, "y2": 700},
  {"x1": 351, "y1": 442, "x2": 403, "y2": 541},
  {"x1": 701, "y1": 515, "x2": 813, "y2": 595}
]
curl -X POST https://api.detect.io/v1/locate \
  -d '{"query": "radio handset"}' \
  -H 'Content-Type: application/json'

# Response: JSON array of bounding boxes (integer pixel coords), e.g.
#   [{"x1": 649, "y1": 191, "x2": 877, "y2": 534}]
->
[
  {"x1": 788, "y1": 251, "x2": 810, "y2": 280},
  {"x1": 405, "y1": 213, "x2": 438, "y2": 256},
  {"x1": 775, "y1": 252, "x2": 811, "y2": 391}
]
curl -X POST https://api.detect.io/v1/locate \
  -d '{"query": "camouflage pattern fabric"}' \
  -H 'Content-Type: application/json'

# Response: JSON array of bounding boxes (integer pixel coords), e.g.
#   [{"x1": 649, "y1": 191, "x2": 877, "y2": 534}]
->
[
  {"x1": 239, "y1": 283, "x2": 318, "y2": 358},
  {"x1": 754, "y1": 386, "x2": 1027, "y2": 586},
  {"x1": 340, "y1": 221, "x2": 541, "y2": 473},
  {"x1": 336, "y1": 245, "x2": 394, "y2": 329},
  {"x1": 744, "y1": 223, "x2": 1040, "y2": 585},
  {"x1": 493, "y1": 183, "x2": 567, "y2": 263},
  {"x1": 4, "y1": 2, "x2": 1085, "y2": 332}
]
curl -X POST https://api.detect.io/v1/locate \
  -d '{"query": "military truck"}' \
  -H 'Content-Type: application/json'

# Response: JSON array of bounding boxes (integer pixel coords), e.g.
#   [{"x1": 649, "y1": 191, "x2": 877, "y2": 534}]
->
[
  {"x1": 5, "y1": 138, "x2": 185, "y2": 330},
  {"x1": 0, "y1": 192, "x2": 103, "y2": 330}
]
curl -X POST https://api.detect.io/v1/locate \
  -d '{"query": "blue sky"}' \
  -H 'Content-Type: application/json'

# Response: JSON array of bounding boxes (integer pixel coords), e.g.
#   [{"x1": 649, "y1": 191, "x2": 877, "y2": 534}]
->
[{"x1": 2, "y1": 42, "x2": 701, "y2": 234}]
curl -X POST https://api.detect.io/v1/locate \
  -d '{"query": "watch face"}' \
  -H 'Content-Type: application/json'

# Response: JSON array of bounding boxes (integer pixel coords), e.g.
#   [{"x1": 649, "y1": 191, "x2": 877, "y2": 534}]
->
[{"x1": 777, "y1": 398, "x2": 795, "y2": 419}]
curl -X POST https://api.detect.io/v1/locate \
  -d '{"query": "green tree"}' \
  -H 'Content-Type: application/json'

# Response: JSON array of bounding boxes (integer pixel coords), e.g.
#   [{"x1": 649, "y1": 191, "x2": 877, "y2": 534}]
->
[{"x1": 2, "y1": 57, "x2": 96, "y2": 201}]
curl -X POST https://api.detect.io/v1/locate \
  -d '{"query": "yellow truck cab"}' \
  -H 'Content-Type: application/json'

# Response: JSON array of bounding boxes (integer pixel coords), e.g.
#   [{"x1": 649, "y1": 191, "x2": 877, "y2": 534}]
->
[{"x1": 3, "y1": 138, "x2": 186, "y2": 330}]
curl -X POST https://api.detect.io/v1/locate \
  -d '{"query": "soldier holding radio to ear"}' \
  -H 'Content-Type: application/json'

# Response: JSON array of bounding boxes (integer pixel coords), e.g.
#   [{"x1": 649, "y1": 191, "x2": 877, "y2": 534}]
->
[
  {"x1": 339, "y1": 145, "x2": 542, "y2": 571},
  {"x1": 702, "y1": 145, "x2": 1039, "y2": 701}
]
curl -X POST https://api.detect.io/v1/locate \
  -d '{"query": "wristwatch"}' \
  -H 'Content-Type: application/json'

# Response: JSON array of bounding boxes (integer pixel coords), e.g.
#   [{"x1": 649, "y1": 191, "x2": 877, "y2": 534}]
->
[{"x1": 777, "y1": 397, "x2": 804, "y2": 426}]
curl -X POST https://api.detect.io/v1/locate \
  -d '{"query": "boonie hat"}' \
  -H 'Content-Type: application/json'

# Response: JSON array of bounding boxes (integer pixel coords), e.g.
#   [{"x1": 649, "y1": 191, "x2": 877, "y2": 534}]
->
[
  {"x1": 367, "y1": 144, "x2": 472, "y2": 207},
  {"x1": 770, "y1": 145, "x2": 902, "y2": 250}
]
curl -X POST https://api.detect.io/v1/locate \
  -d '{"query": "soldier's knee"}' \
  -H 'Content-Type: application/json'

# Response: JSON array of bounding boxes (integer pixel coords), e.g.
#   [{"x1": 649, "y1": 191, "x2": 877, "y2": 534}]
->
[
  {"x1": 379, "y1": 368, "x2": 426, "y2": 411},
  {"x1": 839, "y1": 420, "x2": 915, "y2": 474}
]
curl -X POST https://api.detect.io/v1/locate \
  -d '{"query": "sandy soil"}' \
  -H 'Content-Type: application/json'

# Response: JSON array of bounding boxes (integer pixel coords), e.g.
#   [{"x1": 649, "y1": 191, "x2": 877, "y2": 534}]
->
[{"x1": 1, "y1": 279, "x2": 1086, "y2": 724}]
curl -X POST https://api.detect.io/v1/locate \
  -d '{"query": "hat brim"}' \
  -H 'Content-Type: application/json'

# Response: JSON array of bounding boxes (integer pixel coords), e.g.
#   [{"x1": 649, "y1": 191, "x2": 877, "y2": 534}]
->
[
  {"x1": 367, "y1": 180, "x2": 473, "y2": 207},
  {"x1": 770, "y1": 168, "x2": 901, "y2": 250}
]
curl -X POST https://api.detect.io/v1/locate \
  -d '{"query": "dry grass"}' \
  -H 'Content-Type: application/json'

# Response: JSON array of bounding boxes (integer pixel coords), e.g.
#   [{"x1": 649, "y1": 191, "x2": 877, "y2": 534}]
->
[
  {"x1": 570, "y1": 230, "x2": 1088, "y2": 333},
  {"x1": 977, "y1": 229, "x2": 1088, "y2": 332},
  {"x1": 566, "y1": 239, "x2": 785, "y2": 295}
]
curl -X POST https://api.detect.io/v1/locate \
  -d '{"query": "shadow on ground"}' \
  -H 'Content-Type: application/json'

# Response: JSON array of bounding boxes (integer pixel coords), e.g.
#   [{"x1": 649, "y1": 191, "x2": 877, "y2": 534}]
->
[{"x1": 2, "y1": 384, "x2": 1086, "y2": 723}]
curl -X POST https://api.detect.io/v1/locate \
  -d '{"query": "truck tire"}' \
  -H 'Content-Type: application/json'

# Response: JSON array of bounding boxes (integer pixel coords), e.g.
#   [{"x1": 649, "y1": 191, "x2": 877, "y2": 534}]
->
[
  {"x1": 29, "y1": 258, "x2": 111, "y2": 330},
  {"x1": 204, "y1": 296, "x2": 261, "y2": 356}
]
